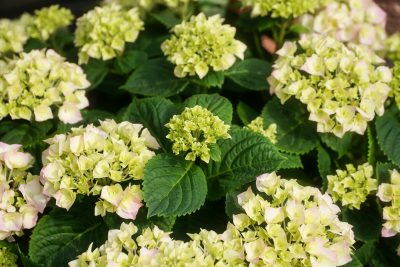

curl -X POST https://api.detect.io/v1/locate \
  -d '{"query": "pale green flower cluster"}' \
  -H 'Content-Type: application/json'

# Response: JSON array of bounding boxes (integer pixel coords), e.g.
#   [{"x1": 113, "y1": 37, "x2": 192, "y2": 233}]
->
[
  {"x1": 385, "y1": 33, "x2": 400, "y2": 62},
  {"x1": 40, "y1": 120, "x2": 159, "y2": 219},
  {"x1": 72, "y1": 172, "x2": 355, "y2": 266},
  {"x1": 301, "y1": 0, "x2": 387, "y2": 51},
  {"x1": 0, "y1": 142, "x2": 48, "y2": 240},
  {"x1": 0, "y1": 49, "x2": 90, "y2": 123},
  {"x1": 161, "y1": 13, "x2": 246, "y2": 79},
  {"x1": 166, "y1": 105, "x2": 230, "y2": 163},
  {"x1": 75, "y1": 4, "x2": 144, "y2": 64},
  {"x1": 0, "y1": 247, "x2": 17, "y2": 267},
  {"x1": 103, "y1": 0, "x2": 157, "y2": 11},
  {"x1": 327, "y1": 163, "x2": 377, "y2": 210},
  {"x1": 246, "y1": 116, "x2": 277, "y2": 144},
  {"x1": 389, "y1": 61, "x2": 400, "y2": 109},
  {"x1": 377, "y1": 169, "x2": 400, "y2": 238},
  {"x1": 239, "y1": 0, "x2": 330, "y2": 18},
  {"x1": 26, "y1": 5, "x2": 74, "y2": 41},
  {"x1": 268, "y1": 34, "x2": 392, "y2": 137},
  {"x1": 0, "y1": 18, "x2": 29, "y2": 56},
  {"x1": 233, "y1": 172, "x2": 355, "y2": 266}
]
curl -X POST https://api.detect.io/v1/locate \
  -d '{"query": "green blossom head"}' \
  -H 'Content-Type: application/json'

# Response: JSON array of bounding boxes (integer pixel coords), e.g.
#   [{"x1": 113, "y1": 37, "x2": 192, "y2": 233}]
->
[
  {"x1": 301, "y1": 0, "x2": 387, "y2": 51},
  {"x1": 166, "y1": 105, "x2": 230, "y2": 163},
  {"x1": 377, "y1": 169, "x2": 400, "y2": 237},
  {"x1": 0, "y1": 49, "x2": 90, "y2": 123},
  {"x1": 246, "y1": 116, "x2": 277, "y2": 144},
  {"x1": 74, "y1": 4, "x2": 144, "y2": 64},
  {"x1": 161, "y1": 13, "x2": 246, "y2": 79},
  {"x1": 27, "y1": 5, "x2": 74, "y2": 41},
  {"x1": 327, "y1": 163, "x2": 377, "y2": 209},
  {"x1": 268, "y1": 34, "x2": 392, "y2": 137},
  {"x1": 0, "y1": 18, "x2": 29, "y2": 56},
  {"x1": 40, "y1": 120, "x2": 159, "y2": 219},
  {"x1": 386, "y1": 33, "x2": 400, "y2": 62},
  {"x1": 0, "y1": 247, "x2": 18, "y2": 267},
  {"x1": 240, "y1": 0, "x2": 330, "y2": 18}
]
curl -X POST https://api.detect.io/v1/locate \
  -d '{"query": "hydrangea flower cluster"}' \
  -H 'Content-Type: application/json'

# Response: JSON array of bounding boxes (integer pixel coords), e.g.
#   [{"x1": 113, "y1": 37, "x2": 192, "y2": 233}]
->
[
  {"x1": 0, "y1": 49, "x2": 90, "y2": 123},
  {"x1": 233, "y1": 172, "x2": 355, "y2": 266},
  {"x1": 26, "y1": 5, "x2": 74, "y2": 41},
  {"x1": 385, "y1": 33, "x2": 400, "y2": 62},
  {"x1": 0, "y1": 18, "x2": 29, "y2": 56},
  {"x1": 246, "y1": 116, "x2": 277, "y2": 144},
  {"x1": 377, "y1": 169, "x2": 400, "y2": 237},
  {"x1": 327, "y1": 163, "x2": 377, "y2": 209},
  {"x1": 103, "y1": 0, "x2": 156, "y2": 11},
  {"x1": 268, "y1": 34, "x2": 392, "y2": 137},
  {"x1": 300, "y1": 0, "x2": 387, "y2": 51},
  {"x1": 74, "y1": 4, "x2": 144, "y2": 64},
  {"x1": 166, "y1": 105, "x2": 230, "y2": 163},
  {"x1": 40, "y1": 120, "x2": 159, "y2": 219},
  {"x1": 161, "y1": 13, "x2": 246, "y2": 79},
  {"x1": 0, "y1": 142, "x2": 48, "y2": 240},
  {"x1": 239, "y1": 0, "x2": 330, "y2": 18},
  {"x1": 389, "y1": 61, "x2": 400, "y2": 109},
  {"x1": 0, "y1": 247, "x2": 17, "y2": 267}
]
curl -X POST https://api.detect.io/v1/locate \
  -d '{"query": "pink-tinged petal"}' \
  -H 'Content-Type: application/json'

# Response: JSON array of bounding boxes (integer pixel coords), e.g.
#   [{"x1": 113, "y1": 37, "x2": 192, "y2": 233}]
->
[
  {"x1": 20, "y1": 205, "x2": 39, "y2": 229},
  {"x1": 0, "y1": 142, "x2": 21, "y2": 160},
  {"x1": 116, "y1": 191, "x2": 143, "y2": 220},
  {"x1": 58, "y1": 103, "x2": 83, "y2": 124},
  {"x1": 0, "y1": 211, "x2": 23, "y2": 232},
  {"x1": 100, "y1": 185, "x2": 123, "y2": 206},
  {"x1": 19, "y1": 178, "x2": 49, "y2": 213},
  {"x1": 4, "y1": 151, "x2": 33, "y2": 169},
  {"x1": 381, "y1": 227, "x2": 397, "y2": 237}
]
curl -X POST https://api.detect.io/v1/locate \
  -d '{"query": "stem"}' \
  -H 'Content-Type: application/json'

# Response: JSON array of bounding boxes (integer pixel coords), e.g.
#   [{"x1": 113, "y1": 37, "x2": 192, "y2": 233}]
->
[{"x1": 253, "y1": 31, "x2": 265, "y2": 59}]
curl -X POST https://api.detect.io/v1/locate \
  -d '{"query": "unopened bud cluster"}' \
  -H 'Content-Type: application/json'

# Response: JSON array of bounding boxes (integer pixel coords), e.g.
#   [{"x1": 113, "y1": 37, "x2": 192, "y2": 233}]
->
[
  {"x1": 246, "y1": 116, "x2": 277, "y2": 144},
  {"x1": 40, "y1": 120, "x2": 159, "y2": 219}
]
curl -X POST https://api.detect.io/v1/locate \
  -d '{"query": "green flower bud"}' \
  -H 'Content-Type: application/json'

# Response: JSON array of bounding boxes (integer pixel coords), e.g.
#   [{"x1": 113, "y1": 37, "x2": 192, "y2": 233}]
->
[
  {"x1": 0, "y1": 247, "x2": 18, "y2": 267},
  {"x1": 166, "y1": 105, "x2": 230, "y2": 163},
  {"x1": 246, "y1": 116, "x2": 277, "y2": 144}
]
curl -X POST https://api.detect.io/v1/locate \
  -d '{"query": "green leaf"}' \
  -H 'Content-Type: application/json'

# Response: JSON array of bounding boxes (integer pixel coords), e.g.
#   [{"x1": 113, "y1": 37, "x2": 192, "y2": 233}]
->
[
  {"x1": 151, "y1": 10, "x2": 180, "y2": 28},
  {"x1": 196, "y1": 71, "x2": 225, "y2": 88},
  {"x1": 29, "y1": 205, "x2": 108, "y2": 266},
  {"x1": 225, "y1": 59, "x2": 272, "y2": 91},
  {"x1": 184, "y1": 94, "x2": 233, "y2": 124},
  {"x1": 236, "y1": 101, "x2": 258, "y2": 125},
  {"x1": 113, "y1": 50, "x2": 148, "y2": 74},
  {"x1": 376, "y1": 110, "x2": 400, "y2": 167},
  {"x1": 317, "y1": 146, "x2": 331, "y2": 190},
  {"x1": 376, "y1": 162, "x2": 396, "y2": 184},
  {"x1": 1, "y1": 121, "x2": 52, "y2": 148},
  {"x1": 143, "y1": 154, "x2": 207, "y2": 217},
  {"x1": 82, "y1": 58, "x2": 109, "y2": 90},
  {"x1": 320, "y1": 132, "x2": 354, "y2": 157},
  {"x1": 225, "y1": 190, "x2": 243, "y2": 218},
  {"x1": 24, "y1": 38, "x2": 46, "y2": 52},
  {"x1": 355, "y1": 242, "x2": 376, "y2": 265},
  {"x1": 262, "y1": 98, "x2": 319, "y2": 154},
  {"x1": 368, "y1": 125, "x2": 376, "y2": 165},
  {"x1": 342, "y1": 202, "x2": 382, "y2": 242},
  {"x1": 121, "y1": 58, "x2": 189, "y2": 97},
  {"x1": 342, "y1": 255, "x2": 363, "y2": 267},
  {"x1": 209, "y1": 143, "x2": 221, "y2": 162},
  {"x1": 120, "y1": 97, "x2": 178, "y2": 151},
  {"x1": 204, "y1": 127, "x2": 302, "y2": 199}
]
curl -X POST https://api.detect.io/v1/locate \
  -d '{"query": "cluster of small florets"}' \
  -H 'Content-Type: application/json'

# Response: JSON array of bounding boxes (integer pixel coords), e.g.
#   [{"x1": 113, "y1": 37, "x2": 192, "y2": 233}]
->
[
  {"x1": 377, "y1": 169, "x2": 400, "y2": 237},
  {"x1": 389, "y1": 61, "x2": 400, "y2": 109},
  {"x1": 0, "y1": 247, "x2": 18, "y2": 267},
  {"x1": 301, "y1": 0, "x2": 387, "y2": 51},
  {"x1": 0, "y1": 142, "x2": 48, "y2": 240},
  {"x1": 268, "y1": 34, "x2": 392, "y2": 137},
  {"x1": 26, "y1": 5, "x2": 74, "y2": 41},
  {"x1": 40, "y1": 120, "x2": 159, "y2": 219},
  {"x1": 0, "y1": 18, "x2": 29, "y2": 56},
  {"x1": 234, "y1": 172, "x2": 355, "y2": 266},
  {"x1": 240, "y1": 0, "x2": 330, "y2": 18},
  {"x1": 246, "y1": 116, "x2": 277, "y2": 144},
  {"x1": 385, "y1": 33, "x2": 400, "y2": 62},
  {"x1": 74, "y1": 4, "x2": 144, "y2": 64},
  {"x1": 327, "y1": 163, "x2": 377, "y2": 210},
  {"x1": 166, "y1": 105, "x2": 230, "y2": 163},
  {"x1": 161, "y1": 13, "x2": 246, "y2": 79},
  {"x1": 0, "y1": 49, "x2": 90, "y2": 123},
  {"x1": 103, "y1": 0, "x2": 156, "y2": 11}
]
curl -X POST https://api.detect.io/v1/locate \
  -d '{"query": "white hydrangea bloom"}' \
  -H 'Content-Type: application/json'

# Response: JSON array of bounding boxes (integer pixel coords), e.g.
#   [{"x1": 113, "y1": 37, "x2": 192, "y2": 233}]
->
[
  {"x1": 268, "y1": 34, "x2": 392, "y2": 137},
  {"x1": 0, "y1": 142, "x2": 48, "y2": 240},
  {"x1": 0, "y1": 49, "x2": 90, "y2": 123},
  {"x1": 40, "y1": 120, "x2": 159, "y2": 219},
  {"x1": 75, "y1": 4, "x2": 144, "y2": 64},
  {"x1": 162, "y1": 13, "x2": 246, "y2": 79},
  {"x1": 300, "y1": 0, "x2": 387, "y2": 51},
  {"x1": 0, "y1": 18, "x2": 29, "y2": 56}
]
